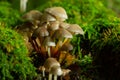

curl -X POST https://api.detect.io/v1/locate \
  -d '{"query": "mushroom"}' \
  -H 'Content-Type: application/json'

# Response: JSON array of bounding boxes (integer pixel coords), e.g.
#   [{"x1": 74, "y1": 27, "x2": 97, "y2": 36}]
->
[
  {"x1": 53, "y1": 28, "x2": 73, "y2": 40},
  {"x1": 31, "y1": 25, "x2": 49, "y2": 53},
  {"x1": 43, "y1": 58, "x2": 62, "y2": 80},
  {"x1": 52, "y1": 28, "x2": 73, "y2": 54},
  {"x1": 42, "y1": 37, "x2": 56, "y2": 57},
  {"x1": 45, "y1": 7, "x2": 68, "y2": 21},
  {"x1": 32, "y1": 25, "x2": 49, "y2": 39},
  {"x1": 17, "y1": 21, "x2": 34, "y2": 32},
  {"x1": 50, "y1": 65, "x2": 63, "y2": 80},
  {"x1": 20, "y1": 0, "x2": 28, "y2": 12},
  {"x1": 40, "y1": 12, "x2": 56, "y2": 25},
  {"x1": 22, "y1": 10, "x2": 43, "y2": 27},
  {"x1": 47, "y1": 21, "x2": 60, "y2": 37},
  {"x1": 39, "y1": 66, "x2": 46, "y2": 77},
  {"x1": 48, "y1": 21, "x2": 59, "y2": 31},
  {"x1": 59, "y1": 22, "x2": 70, "y2": 29},
  {"x1": 61, "y1": 69, "x2": 71, "y2": 76},
  {"x1": 67, "y1": 24, "x2": 84, "y2": 35},
  {"x1": 60, "y1": 42, "x2": 73, "y2": 52}
]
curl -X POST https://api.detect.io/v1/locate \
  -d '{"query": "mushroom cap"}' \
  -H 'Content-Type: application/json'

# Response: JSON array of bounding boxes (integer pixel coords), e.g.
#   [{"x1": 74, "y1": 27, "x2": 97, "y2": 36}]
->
[
  {"x1": 50, "y1": 65, "x2": 63, "y2": 76},
  {"x1": 43, "y1": 58, "x2": 60, "y2": 72},
  {"x1": 62, "y1": 69, "x2": 71, "y2": 76},
  {"x1": 53, "y1": 28, "x2": 73, "y2": 39},
  {"x1": 42, "y1": 37, "x2": 56, "y2": 46},
  {"x1": 59, "y1": 22, "x2": 70, "y2": 29},
  {"x1": 40, "y1": 12, "x2": 56, "y2": 23},
  {"x1": 60, "y1": 43, "x2": 73, "y2": 51},
  {"x1": 32, "y1": 26, "x2": 49, "y2": 39},
  {"x1": 22, "y1": 10, "x2": 43, "y2": 21},
  {"x1": 48, "y1": 21, "x2": 59, "y2": 30},
  {"x1": 67, "y1": 24, "x2": 84, "y2": 35},
  {"x1": 45, "y1": 7, "x2": 68, "y2": 21},
  {"x1": 17, "y1": 21, "x2": 34, "y2": 32}
]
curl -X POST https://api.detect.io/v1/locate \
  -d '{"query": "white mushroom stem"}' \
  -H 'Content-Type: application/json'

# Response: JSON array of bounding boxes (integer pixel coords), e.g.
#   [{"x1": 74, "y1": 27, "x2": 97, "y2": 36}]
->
[
  {"x1": 54, "y1": 75, "x2": 57, "y2": 80},
  {"x1": 20, "y1": 0, "x2": 28, "y2": 12},
  {"x1": 48, "y1": 73, "x2": 52, "y2": 80},
  {"x1": 47, "y1": 46, "x2": 51, "y2": 57},
  {"x1": 43, "y1": 37, "x2": 55, "y2": 57},
  {"x1": 39, "y1": 66, "x2": 45, "y2": 77},
  {"x1": 42, "y1": 67, "x2": 45, "y2": 77}
]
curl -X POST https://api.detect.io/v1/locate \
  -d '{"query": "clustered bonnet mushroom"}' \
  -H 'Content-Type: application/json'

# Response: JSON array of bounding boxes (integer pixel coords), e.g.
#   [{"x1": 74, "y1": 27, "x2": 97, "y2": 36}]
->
[
  {"x1": 20, "y1": 7, "x2": 84, "y2": 79},
  {"x1": 20, "y1": 7, "x2": 84, "y2": 57}
]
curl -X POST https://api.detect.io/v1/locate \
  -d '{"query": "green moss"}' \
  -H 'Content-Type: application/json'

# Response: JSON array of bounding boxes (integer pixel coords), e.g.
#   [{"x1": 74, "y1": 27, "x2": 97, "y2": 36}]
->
[
  {"x1": 0, "y1": 27, "x2": 37, "y2": 80},
  {"x1": 0, "y1": 1, "x2": 21, "y2": 28}
]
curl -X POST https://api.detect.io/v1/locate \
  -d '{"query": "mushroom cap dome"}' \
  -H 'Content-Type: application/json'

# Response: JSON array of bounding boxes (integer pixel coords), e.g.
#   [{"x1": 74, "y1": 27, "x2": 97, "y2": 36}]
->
[
  {"x1": 43, "y1": 58, "x2": 60, "y2": 72},
  {"x1": 50, "y1": 65, "x2": 63, "y2": 76},
  {"x1": 22, "y1": 10, "x2": 42, "y2": 21},
  {"x1": 45, "y1": 7, "x2": 68, "y2": 21}
]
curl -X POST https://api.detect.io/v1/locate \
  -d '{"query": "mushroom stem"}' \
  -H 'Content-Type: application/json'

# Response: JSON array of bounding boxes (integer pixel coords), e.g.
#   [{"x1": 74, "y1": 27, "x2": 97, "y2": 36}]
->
[
  {"x1": 54, "y1": 75, "x2": 57, "y2": 80},
  {"x1": 48, "y1": 46, "x2": 51, "y2": 57},
  {"x1": 54, "y1": 40, "x2": 62, "y2": 54},
  {"x1": 38, "y1": 66, "x2": 46, "y2": 78},
  {"x1": 48, "y1": 73, "x2": 52, "y2": 80},
  {"x1": 62, "y1": 38, "x2": 70, "y2": 46},
  {"x1": 20, "y1": 0, "x2": 28, "y2": 12},
  {"x1": 42, "y1": 67, "x2": 45, "y2": 77}
]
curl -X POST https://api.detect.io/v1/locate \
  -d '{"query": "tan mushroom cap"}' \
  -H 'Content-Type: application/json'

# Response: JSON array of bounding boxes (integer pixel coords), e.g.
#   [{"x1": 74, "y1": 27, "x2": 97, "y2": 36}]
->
[
  {"x1": 62, "y1": 69, "x2": 71, "y2": 76},
  {"x1": 40, "y1": 12, "x2": 56, "y2": 23},
  {"x1": 22, "y1": 10, "x2": 42, "y2": 21},
  {"x1": 67, "y1": 24, "x2": 84, "y2": 35},
  {"x1": 48, "y1": 21, "x2": 59, "y2": 30},
  {"x1": 43, "y1": 58, "x2": 60, "y2": 72},
  {"x1": 60, "y1": 43, "x2": 73, "y2": 51},
  {"x1": 50, "y1": 65, "x2": 63, "y2": 76},
  {"x1": 59, "y1": 22, "x2": 70, "y2": 29},
  {"x1": 42, "y1": 37, "x2": 56, "y2": 46},
  {"x1": 32, "y1": 26, "x2": 49, "y2": 39},
  {"x1": 53, "y1": 28, "x2": 73, "y2": 39},
  {"x1": 45, "y1": 7, "x2": 68, "y2": 21}
]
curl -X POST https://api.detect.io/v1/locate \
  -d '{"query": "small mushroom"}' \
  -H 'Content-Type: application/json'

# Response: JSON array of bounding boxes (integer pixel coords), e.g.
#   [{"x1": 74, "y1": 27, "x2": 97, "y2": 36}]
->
[
  {"x1": 43, "y1": 58, "x2": 60, "y2": 71},
  {"x1": 52, "y1": 28, "x2": 73, "y2": 54},
  {"x1": 48, "y1": 21, "x2": 59, "y2": 31},
  {"x1": 40, "y1": 12, "x2": 56, "y2": 24},
  {"x1": 22, "y1": 10, "x2": 42, "y2": 21},
  {"x1": 67, "y1": 24, "x2": 84, "y2": 35},
  {"x1": 60, "y1": 42, "x2": 73, "y2": 52},
  {"x1": 31, "y1": 25, "x2": 49, "y2": 53},
  {"x1": 47, "y1": 21, "x2": 60, "y2": 37},
  {"x1": 39, "y1": 66, "x2": 46, "y2": 77},
  {"x1": 50, "y1": 65, "x2": 63, "y2": 80},
  {"x1": 17, "y1": 21, "x2": 35, "y2": 33},
  {"x1": 42, "y1": 37, "x2": 56, "y2": 57},
  {"x1": 32, "y1": 26, "x2": 49, "y2": 39},
  {"x1": 53, "y1": 28, "x2": 73, "y2": 40},
  {"x1": 43, "y1": 58, "x2": 62, "y2": 80},
  {"x1": 61, "y1": 69, "x2": 71, "y2": 76},
  {"x1": 20, "y1": 0, "x2": 28, "y2": 12},
  {"x1": 59, "y1": 22, "x2": 70, "y2": 29},
  {"x1": 45, "y1": 7, "x2": 68, "y2": 21},
  {"x1": 22, "y1": 10, "x2": 43, "y2": 27}
]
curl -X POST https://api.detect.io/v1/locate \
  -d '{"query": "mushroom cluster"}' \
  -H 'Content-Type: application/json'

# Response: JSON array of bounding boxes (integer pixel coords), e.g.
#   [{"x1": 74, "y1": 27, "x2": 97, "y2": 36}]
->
[
  {"x1": 19, "y1": 7, "x2": 84, "y2": 80},
  {"x1": 21, "y1": 7, "x2": 84, "y2": 58}
]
